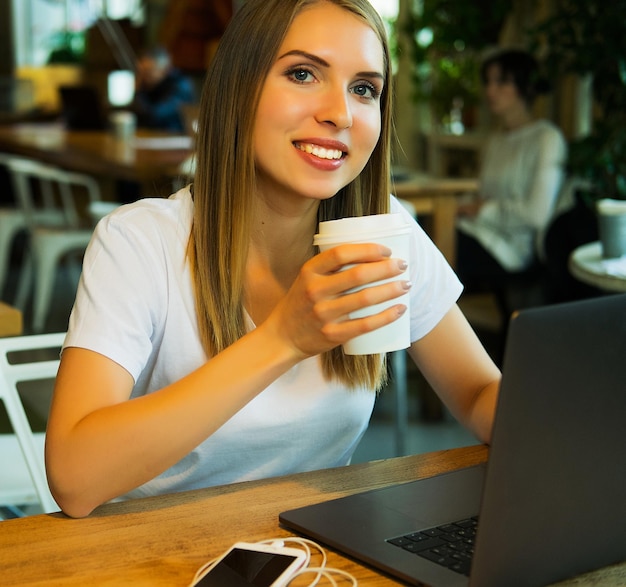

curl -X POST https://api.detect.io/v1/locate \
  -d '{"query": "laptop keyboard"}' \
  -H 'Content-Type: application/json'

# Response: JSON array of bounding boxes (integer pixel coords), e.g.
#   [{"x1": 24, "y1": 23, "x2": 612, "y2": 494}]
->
[{"x1": 387, "y1": 516, "x2": 478, "y2": 576}]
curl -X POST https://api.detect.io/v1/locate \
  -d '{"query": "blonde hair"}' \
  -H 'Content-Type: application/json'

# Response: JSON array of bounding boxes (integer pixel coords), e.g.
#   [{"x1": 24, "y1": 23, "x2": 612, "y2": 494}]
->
[{"x1": 189, "y1": 0, "x2": 394, "y2": 390}]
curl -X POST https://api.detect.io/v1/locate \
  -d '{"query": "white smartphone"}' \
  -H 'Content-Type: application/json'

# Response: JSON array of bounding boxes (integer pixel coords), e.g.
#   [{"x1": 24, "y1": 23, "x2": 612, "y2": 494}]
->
[{"x1": 192, "y1": 541, "x2": 307, "y2": 587}]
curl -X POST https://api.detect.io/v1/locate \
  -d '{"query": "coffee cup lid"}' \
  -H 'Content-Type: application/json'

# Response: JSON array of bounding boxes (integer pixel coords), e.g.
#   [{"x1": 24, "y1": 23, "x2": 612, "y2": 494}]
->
[
  {"x1": 314, "y1": 213, "x2": 410, "y2": 246},
  {"x1": 597, "y1": 198, "x2": 626, "y2": 215}
]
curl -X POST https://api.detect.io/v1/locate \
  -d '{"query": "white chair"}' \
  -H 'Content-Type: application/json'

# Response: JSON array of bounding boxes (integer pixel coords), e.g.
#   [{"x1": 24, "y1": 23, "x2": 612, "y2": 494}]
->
[
  {"x1": 0, "y1": 203, "x2": 25, "y2": 299},
  {"x1": 5, "y1": 157, "x2": 106, "y2": 332},
  {"x1": 0, "y1": 153, "x2": 65, "y2": 300},
  {"x1": 0, "y1": 332, "x2": 64, "y2": 514}
]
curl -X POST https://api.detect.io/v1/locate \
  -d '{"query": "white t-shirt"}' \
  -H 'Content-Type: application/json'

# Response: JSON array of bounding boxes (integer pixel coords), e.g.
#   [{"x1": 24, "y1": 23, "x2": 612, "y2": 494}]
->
[
  {"x1": 457, "y1": 119, "x2": 567, "y2": 271},
  {"x1": 64, "y1": 187, "x2": 462, "y2": 499}
]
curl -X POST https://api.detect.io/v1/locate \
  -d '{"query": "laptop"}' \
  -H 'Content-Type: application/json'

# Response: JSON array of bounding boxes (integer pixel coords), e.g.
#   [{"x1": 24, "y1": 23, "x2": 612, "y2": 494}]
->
[
  {"x1": 59, "y1": 85, "x2": 108, "y2": 131},
  {"x1": 280, "y1": 294, "x2": 626, "y2": 586}
]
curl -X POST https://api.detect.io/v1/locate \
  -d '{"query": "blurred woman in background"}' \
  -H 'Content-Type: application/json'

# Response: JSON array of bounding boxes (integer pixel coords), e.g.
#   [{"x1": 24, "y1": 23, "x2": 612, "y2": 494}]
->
[{"x1": 456, "y1": 49, "x2": 567, "y2": 287}]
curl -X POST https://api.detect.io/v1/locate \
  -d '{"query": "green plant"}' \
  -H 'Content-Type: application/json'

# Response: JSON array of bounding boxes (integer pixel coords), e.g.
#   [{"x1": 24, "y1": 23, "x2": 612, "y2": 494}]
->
[
  {"x1": 46, "y1": 29, "x2": 85, "y2": 64},
  {"x1": 426, "y1": 54, "x2": 481, "y2": 122},
  {"x1": 402, "y1": 0, "x2": 513, "y2": 121},
  {"x1": 531, "y1": 0, "x2": 626, "y2": 200}
]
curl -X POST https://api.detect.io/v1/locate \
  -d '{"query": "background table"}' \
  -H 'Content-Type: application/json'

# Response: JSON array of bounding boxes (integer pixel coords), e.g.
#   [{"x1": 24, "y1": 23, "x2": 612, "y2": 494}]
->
[
  {"x1": 568, "y1": 241, "x2": 626, "y2": 293},
  {"x1": 0, "y1": 123, "x2": 193, "y2": 198},
  {"x1": 0, "y1": 301, "x2": 22, "y2": 336},
  {"x1": 394, "y1": 174, "x2": 478, "y2": 268}
]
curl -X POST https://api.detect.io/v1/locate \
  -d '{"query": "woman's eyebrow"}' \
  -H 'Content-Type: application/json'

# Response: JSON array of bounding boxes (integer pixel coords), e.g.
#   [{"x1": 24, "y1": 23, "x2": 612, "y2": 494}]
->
[
  {"x1": 278, "y1": 49, "x2": 329, "y2": 67},
  {"x1": 278, "y1": 49, "x2": 384, "y2": 82}
]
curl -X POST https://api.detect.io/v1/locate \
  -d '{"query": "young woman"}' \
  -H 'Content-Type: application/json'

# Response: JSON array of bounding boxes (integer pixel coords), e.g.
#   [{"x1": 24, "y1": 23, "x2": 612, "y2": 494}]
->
[
  {"x1": 456, "y1": 49, "x2": 567, "y2": 282},
  {"x1": 46, "y1": 0, "x2": 500, "y2": 518}
]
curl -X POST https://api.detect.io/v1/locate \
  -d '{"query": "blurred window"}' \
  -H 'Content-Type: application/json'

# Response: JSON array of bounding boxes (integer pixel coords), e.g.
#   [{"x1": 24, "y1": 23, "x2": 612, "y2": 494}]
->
[
  {"x1": 12, "y1": 0, "x2": 144, "y2": 66},
  {"x1": 370, "y1": 0, "x2": 400, "y2": 20}
]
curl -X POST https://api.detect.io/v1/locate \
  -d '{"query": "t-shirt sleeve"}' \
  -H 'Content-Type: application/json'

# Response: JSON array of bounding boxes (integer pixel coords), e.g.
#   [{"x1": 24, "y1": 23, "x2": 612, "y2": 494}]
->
[
  {"x1": 390, "y1": 197, "x2": 463, "y2": 342},
  {"x1": 63, "y1": 206, "x2": 168, "y2": 381}
]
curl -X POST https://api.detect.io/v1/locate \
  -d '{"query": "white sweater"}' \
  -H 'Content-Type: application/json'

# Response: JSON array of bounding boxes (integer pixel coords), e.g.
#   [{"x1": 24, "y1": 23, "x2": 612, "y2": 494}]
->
[{"x1": 457, "y1": 119, "x2": 567, "y2": 271}]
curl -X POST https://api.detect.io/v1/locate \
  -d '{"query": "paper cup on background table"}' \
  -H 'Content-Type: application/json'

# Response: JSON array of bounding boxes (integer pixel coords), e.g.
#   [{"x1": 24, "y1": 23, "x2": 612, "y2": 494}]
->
[
  {"x1": 314, "y1": 214, "x2": 411, "y2": 355},
  {"x1": 597, "y1": 199, "x2": 626, "y2": 259},
  {"x1": 109, "y1": 110, "x2": 137, "y2": 142}
]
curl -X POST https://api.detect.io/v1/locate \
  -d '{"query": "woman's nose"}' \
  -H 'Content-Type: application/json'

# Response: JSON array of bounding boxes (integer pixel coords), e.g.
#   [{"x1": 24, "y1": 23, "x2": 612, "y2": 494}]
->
[{"x1": 315, "y1": 86, "x2": 353, "y2": 129}]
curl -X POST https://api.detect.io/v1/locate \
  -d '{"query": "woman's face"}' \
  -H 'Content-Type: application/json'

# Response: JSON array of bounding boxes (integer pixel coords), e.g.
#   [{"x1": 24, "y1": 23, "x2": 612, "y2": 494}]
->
[
  {"x1": 483, "y1": 63, "x2": 526, "y2": 117},
  {"x1": 253, "y1": 1, "x2": 385, "y2": 206}
]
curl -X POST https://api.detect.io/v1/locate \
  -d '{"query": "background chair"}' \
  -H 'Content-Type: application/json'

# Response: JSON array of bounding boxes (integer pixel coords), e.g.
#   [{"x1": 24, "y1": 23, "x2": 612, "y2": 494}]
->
[
  {"x1": 0, "y1": 332, "x2": 63, "y2": 516},
  {"x1": 5, "y1": 156, "x2": 107, "y2": 332},
  {"x1": 0, "y1": 191, "x2": 26, "y2": 300},
  {"x1": 0, "y1": 153, "x2": 66, "y2": 301}
]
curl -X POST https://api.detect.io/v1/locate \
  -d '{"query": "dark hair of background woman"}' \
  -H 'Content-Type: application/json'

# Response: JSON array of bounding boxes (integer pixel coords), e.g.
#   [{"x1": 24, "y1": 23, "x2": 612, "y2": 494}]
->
[{"x1": 480, "y1": 49, "x2": 551, "y2": 105}]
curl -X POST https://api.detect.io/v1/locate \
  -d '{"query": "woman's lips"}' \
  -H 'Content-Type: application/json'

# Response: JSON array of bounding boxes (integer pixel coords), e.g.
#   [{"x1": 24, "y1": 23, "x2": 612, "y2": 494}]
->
[{"x1": 294, "y1": 142, "x2": 345, "y2": 161}]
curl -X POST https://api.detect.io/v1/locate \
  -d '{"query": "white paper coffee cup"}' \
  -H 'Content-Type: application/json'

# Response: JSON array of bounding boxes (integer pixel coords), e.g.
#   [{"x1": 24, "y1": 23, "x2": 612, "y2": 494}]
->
[
  {"x1": 597, "y1": 198, "x2": 626, "y2": 259},
  {"x1": 109, "y1": 110, "x2": 136, "y2": 141},
  {"x1": 314, "y1": 213, "x2": 411, "y2": 355}
]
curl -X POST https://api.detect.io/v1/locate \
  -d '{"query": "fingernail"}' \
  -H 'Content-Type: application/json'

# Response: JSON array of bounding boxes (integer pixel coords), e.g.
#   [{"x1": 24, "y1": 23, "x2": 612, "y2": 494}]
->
[
  {"x1": 402, "y1": 280, "x2": 412, "y2": 290},
  {"x1": 397, "y1": 305, "x2": 407, "y2": 316},
  {"x1": 397, "y1": 260, "x2": 408, "y2": 270}
]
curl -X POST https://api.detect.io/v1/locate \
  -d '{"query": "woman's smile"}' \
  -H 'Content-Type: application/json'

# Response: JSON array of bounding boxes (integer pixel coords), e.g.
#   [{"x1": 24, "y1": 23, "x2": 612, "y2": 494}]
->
[{"x1": 294, "y1": 141, "x2": 346, "y2": 161}]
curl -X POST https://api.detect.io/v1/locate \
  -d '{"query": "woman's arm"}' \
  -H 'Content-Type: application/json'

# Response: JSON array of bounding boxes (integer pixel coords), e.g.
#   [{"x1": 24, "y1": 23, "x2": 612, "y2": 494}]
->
[
  {"x1": 523, "y1": 128, "x2": 567, "y2": 228},
  {"x1": 408, "y1": 305, "x2": 501, "y2": 444},
  {"x1": 46, "y1": 326, "x2": 303, "y2": 518},
  {"x1": 494, "y1": 126, "x2": 567, "y2": 229},
  {"x1": 46, "y1": 243, "x2": 409, "y2": 518}
]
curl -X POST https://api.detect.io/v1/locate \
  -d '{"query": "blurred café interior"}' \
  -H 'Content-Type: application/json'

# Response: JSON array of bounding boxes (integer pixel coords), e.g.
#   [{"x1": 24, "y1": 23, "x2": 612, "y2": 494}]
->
[{"x1": 1, "y1": 0, "x2": 625, "y2": 515}]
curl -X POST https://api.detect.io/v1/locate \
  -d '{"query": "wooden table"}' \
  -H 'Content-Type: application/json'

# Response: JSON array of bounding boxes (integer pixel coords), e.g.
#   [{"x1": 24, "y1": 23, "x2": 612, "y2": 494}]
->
[
  {"x1": 2, "y1": 446, "x2": 487, "y2": 586},
  {"x1": 0, "y1": 122, "x2": 193, "y2": 198},
  {"x1": 0, "y1": 301, "x2": 22, "y2": 336},
  {"x1": 394, "y1": 174, "x2": 478, "y2": 268},
  {"x1": 568, "y1": 241, "x2": 626, "y2": 293},
  {"x1": 3, "y1": 443, "x2": 625, "y2": 586}
]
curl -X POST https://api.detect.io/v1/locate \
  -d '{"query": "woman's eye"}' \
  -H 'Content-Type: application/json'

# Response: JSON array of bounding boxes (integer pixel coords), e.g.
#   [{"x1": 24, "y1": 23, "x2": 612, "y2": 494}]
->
[
  {"x1": 352, "y1": 82, "x2": 380, "y2": 100},
  {"x1": 287, "y1": 67, "x2": 314, "y2": 84}
]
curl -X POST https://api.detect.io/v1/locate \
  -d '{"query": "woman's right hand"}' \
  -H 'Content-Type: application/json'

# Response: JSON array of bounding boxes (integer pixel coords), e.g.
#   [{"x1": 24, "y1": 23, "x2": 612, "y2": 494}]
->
[{"x1": 262, "y1": 243, "x2": 410, "y2": 360}]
